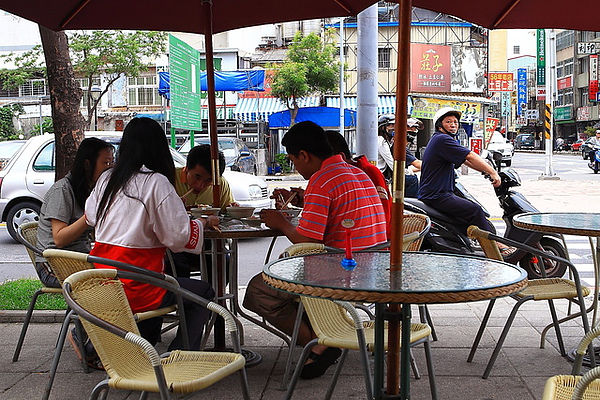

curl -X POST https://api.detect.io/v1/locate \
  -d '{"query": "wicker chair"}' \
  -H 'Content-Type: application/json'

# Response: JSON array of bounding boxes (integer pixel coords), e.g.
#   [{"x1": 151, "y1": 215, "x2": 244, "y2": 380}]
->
[
  {"x1": 282, "y1": 236, "x2": 437, "y2": 400},
  {"x1": 466, "y1": 226, "x2": 591, "y2": 379},
  {"x1": 542, "y1": 325, "x2": 600, "y2": 400},
  {"x1": 12, "y1": 222, "x2": 63, "y2": 363},
  {"x1": 62, "y1": 268, "x2": 249, "y2": 400},
  {"x1": 41, "y1": 249, "x2": 186, "y2": 400}
]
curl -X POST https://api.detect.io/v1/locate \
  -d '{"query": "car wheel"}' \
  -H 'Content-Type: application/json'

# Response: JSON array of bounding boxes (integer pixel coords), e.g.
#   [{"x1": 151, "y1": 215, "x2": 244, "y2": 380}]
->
[{"x1": 6, "y1": 201, "x2": 41, "y2": 243}]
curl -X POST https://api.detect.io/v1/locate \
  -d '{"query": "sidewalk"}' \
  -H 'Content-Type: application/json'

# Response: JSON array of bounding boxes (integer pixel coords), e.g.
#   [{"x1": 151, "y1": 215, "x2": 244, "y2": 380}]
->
[{"x1": 0, "y1": 289, "x2": 592, "y2": 399}]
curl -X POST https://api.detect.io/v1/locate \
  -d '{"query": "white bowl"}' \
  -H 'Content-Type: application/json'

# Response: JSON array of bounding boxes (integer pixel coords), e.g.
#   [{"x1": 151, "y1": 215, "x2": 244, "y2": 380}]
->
[
  {"x1": 226, "y1": 206, "x2": 255, "y2": 219},
  {"x1": 190, "y1": 207, "x2": 220, "y2": 218},
  {"x1": 241, "y1": 217, "x2": 262, "y2": 228}
]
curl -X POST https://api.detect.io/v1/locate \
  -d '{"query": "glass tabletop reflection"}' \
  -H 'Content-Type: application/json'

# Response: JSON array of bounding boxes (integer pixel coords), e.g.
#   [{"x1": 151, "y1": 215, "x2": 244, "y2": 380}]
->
[
  {"x1": 265, "y1": 251, "x2": 526, "y2": 296},
  {"x1": 513, "y1": 212, "x2": 600, "y2": 237}
]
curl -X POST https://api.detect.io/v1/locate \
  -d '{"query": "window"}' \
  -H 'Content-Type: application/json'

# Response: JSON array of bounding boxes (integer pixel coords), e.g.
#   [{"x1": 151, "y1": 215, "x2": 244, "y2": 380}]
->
[
  {"x1": 128, "y1": 75, "x2": 161, "y2": 106},
  {"x1": 513, "y1": 45, "x2": 520, "y2": 55},
  {"x1": 378, "y1": 48, "x2": 391, "y2": 69},
  {"x1": 32, "y1": 142, "x2": 55, "y2": 172},
  {"x1": 20, "y1": 79, "x2": 47, "y2": 97},
  {"x1": 557, "y1": 61, "x2": 564, "y2": 78},
  {"x1": 77, "y1": 77, "x2": 101, "y2": 108},
  {"x1": 579, "y1": 87, "x2": 589, "y2": 106},
  {"x1": 564, "y1": 58, "x2": 574, "y2": 76},
  {"x1": 579, "y1": 57, "x2": 589, "y2": 74},
  {"x1": 557, "y1": 88, "x2": 574, "y2": 106}
]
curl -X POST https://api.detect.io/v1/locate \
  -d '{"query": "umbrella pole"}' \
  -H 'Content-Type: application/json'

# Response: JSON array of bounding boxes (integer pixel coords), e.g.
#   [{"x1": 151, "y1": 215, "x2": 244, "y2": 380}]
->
[
  {"x1": 202, "y1": 0, "x2": 227, "y2": 351},
  {"x1": 387, "y1": 0, "x2": 412, "y2": 397}
]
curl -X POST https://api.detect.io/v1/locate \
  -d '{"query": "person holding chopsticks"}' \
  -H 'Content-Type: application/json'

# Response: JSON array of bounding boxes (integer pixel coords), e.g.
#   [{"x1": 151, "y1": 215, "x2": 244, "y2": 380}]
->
[{"x1": 244, "y1": 121, "x2": 387, "y2": 380}]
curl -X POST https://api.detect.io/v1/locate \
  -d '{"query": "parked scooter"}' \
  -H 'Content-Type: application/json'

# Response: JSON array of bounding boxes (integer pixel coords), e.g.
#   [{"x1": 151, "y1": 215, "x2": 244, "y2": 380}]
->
[
  {"x1": 404, "y1": 150, "x2": 567, "y2": 279},
  {"x1": 588, "y1": 145, "x2": 600, "y2": 174}
]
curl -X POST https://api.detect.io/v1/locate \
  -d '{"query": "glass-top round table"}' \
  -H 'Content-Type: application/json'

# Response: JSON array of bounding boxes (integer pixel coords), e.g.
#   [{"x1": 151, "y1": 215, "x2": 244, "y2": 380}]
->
[{"x1": 263, "y1": 251, "x2": 527, "y2": 399}]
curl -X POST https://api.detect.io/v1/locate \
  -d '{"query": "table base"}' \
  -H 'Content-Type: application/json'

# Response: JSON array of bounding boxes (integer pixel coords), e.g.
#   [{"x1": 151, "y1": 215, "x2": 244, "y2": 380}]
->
[
  {"x1": 205, "y1": 347, "x2": 262, "y2": 368},
  {"x1": 566, "y1": 347, "x2": 598, "y2": 368}
]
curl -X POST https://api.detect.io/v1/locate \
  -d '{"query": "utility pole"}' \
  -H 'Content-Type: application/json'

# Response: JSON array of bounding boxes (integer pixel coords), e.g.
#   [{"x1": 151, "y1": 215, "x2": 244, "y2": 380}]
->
[{"x1": 540, "y1": 28, "x2": 559, "y2": 180}]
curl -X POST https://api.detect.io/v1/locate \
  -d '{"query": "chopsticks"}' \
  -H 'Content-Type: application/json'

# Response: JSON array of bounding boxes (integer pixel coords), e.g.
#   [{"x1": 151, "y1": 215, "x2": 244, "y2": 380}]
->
[
  {"x1": 212, "y1": 225, "x2": 222, "y2": 234},
  {"x1": 281, "y1": 191, "x2": 297, "y2": 210},
  {"x1": 180, "y1": 188, "x2": 194, "y2": 200}
]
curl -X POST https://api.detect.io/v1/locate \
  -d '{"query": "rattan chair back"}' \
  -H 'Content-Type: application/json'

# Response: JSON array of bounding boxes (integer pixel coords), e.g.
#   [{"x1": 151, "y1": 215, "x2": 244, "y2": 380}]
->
[
  {"x1": 43, "y1": 249, "x2": 93, "y2": 284},
  {"x1": 402, "y1": 213, "x2": 431, "y2": 251},
  {"x1": 63, "y1": 268, "x2": 249, "y2": 399},
  {"x1": 17, "y1": 221, "x2": 42, "y2": 264},
  {"x1": 65, "y1": 269, "x2": 152, "y2": 380}
]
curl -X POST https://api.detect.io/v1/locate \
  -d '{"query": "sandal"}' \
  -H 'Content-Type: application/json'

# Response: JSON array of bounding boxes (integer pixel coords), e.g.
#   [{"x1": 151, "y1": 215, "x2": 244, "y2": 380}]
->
[
  {"x1": 300, "y1": 347, "x2": 342, "y2": 379},
  {"x1": 500, "y1": 246, "x2": 517, "y2": 259}
]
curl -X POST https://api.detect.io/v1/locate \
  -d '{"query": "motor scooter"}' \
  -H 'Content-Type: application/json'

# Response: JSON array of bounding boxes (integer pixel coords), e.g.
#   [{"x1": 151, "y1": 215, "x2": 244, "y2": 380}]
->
[
  {"x1": 404, "y1": 150, "x2": 567, "y2": 279},
  {"x1": 588, "y1": 144, "x2": 600, "y2": 174}
]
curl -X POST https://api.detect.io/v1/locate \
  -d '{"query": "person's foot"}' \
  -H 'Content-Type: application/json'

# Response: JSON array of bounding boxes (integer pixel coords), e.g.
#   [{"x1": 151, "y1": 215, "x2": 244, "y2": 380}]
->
[
  {"x1": 300, "y1": 347, "x2": 342, "y2": 379},
  {"x1": 67, "y1": 328, "x2": 104, "y2": 371},
  {"x1": 499, "y1": 246, "x2": 517, "y2": 259}
]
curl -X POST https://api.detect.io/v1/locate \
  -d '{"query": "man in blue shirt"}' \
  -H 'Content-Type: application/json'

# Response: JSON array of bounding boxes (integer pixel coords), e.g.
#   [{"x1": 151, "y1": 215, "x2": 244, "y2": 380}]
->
[{"x1": 418, "y1": 107, "x2": 501, "y2": 238}]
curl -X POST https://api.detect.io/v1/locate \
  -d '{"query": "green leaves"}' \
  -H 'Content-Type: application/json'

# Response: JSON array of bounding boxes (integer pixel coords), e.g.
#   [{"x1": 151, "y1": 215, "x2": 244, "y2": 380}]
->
[{"x1": 270, "y1": 31, "x2": 341, "y2": 125}]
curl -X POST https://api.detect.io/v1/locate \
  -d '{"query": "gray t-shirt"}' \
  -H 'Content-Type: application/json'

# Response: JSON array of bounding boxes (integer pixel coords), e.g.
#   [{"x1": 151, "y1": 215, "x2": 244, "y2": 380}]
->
[{"x1": 35, "y1": 173, "x2": 93, "y2": 262}]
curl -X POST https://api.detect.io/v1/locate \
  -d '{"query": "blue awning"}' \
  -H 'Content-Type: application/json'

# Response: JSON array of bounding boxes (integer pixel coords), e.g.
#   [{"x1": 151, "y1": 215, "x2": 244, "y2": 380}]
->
[
  {"x1": 233, "y1": 97, "x2": 320, "y2": 121},
  {"x1": 268, "y1": 106, "x2": 356, "y2": 128},
  {"x1": 157, "y1": 70, "x2": 266, "y2": 99}
]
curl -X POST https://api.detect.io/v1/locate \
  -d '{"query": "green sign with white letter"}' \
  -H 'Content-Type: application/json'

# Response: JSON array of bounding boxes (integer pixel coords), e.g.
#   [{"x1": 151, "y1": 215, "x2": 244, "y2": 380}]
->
[{"x1": 537, "y1": 29, "x2": 546, "y2": 86}]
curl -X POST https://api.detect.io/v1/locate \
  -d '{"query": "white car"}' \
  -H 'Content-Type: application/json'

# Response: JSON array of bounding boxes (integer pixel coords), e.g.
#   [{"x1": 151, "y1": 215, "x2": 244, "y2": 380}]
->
[
  {"x1": 486, "y1": 132, "x2": 514, "y2": 166},
  {"x1": 0, "y1": 133, "x2": 271, "y2": 242}
]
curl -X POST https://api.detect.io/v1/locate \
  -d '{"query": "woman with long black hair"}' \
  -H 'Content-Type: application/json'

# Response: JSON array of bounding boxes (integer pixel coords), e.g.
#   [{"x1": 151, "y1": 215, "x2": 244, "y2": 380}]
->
[{"x1": 85, "y1": 117, "x2": 218, "y2": 350}]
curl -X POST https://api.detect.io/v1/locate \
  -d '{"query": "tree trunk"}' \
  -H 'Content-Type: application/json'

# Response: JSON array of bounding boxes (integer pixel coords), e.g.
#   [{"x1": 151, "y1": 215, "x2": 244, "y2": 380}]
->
[{"x1": 39, "y1": 26, "x2": 85, "y2": 180}]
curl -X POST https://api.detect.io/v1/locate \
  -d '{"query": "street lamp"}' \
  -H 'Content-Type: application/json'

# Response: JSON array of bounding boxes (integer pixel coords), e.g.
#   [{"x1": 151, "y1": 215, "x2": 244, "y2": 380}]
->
[{"x1": 90, "y1": 85, "x2": 102, "y2": 130}]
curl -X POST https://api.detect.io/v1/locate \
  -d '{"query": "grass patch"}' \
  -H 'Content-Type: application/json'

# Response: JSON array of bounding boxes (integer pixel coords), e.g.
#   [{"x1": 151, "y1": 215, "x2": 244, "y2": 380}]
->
[{"x1": 0, "y1": 279, "x2": 66, "y2": 310}]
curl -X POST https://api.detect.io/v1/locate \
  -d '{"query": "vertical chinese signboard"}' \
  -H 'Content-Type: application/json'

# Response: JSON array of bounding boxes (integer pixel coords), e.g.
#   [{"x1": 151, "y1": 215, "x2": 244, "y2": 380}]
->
[
  {"x1": 488, "y1": 73, "x2": 514, "y2": 92},
  {"x1": 410, "y1": 44, "x2": 451, "y2": 92},
  {"x1": 484, "y1": 117, "x2": 500, "y2": 147},
  {"x1": 517, "y1": 68, "x2": 527, "y2": 116},
  {"x1": 590, "y1": 55, "x2": 598, "y2": 101},
  {"x1": 537, "y1": 29, "x2": 546, "y2": 86}
]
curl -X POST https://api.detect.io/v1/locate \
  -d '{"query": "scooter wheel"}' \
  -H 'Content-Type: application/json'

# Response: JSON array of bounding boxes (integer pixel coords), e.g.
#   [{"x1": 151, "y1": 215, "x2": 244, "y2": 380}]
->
[{"x1": 518, "y1": 238, "x2": 567, "y2": 279}]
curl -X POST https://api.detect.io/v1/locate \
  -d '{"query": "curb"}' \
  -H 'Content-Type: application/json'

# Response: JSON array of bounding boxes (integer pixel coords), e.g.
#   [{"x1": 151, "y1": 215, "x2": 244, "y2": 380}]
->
[{"x1": 0, "y1": 310, "x2": 65, "y2": 323}]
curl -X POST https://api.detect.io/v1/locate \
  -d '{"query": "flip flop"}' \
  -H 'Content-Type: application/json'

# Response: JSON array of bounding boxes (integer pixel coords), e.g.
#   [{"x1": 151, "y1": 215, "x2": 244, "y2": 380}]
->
[
  {"x1": 300, "y1": 347, "x2": 342, "y2": 379},
  {"x1": 500, "y1": 246, "x2": 517, "y2": 259}
]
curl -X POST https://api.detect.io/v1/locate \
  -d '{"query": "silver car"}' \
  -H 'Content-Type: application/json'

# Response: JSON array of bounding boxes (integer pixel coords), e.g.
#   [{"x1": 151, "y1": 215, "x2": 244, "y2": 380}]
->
[{"x1": 0, "y1": 133, "x2": 271, "y2": 242}]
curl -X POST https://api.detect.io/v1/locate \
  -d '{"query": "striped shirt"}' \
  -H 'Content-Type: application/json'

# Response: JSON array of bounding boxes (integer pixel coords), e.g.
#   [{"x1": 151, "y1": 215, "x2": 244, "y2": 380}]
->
[{"x1": 297, "y1": 154, "x2": 388, "y2": 250}]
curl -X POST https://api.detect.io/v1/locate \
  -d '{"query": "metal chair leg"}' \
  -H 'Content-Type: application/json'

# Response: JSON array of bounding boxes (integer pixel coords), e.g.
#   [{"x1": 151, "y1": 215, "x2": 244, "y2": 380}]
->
[
  {"x1": 547, "y1": 299, "x2": 566, "y2": 356},
  {"x1": 467, "y1": 299, "x2": 496, "y2": 362},
  {"x1": 419, "y1": 304, "x2": 437, "y2": 341},
  {"x1": 423, "y1": 339, "x2": 438, "y2": 400},
  {"x1": 43, "y1": 310, "x2": 77, "y2": 400},
  {"x1": 281, "y1": 302, "x2": 305, "y2": 390},
  {"x1": 482, "y1": 298, "x2": 528, "y2": 379},
  {"x1": 12, "y1": 288, "x2": 43, "y2": 362},
  {"x1": 324, "y1": 349, "x2": 349, "y2": 400},
  {"x1": 285, "y1": 338, "x2": 318, "y2": 400}
]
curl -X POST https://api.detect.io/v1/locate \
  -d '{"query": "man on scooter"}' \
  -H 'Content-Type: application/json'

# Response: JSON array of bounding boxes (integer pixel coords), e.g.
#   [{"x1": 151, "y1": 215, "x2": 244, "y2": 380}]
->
[
  {"x1": 418, "y1": 107, "x2": 516, "y2": 258},
  {"x1": 588, "y1": 130, "x2": 600, "y2": 161}
]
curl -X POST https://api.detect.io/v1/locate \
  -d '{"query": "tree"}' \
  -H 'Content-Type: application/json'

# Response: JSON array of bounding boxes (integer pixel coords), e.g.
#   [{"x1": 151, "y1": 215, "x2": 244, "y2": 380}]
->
[
  {"x1": 0, "y1": 104, "x2": 24, "y2": 139},
  {"x1": 0, "y1": 29, "x2": 167, "y2": 178},
  {"x1": 39, "y1": 27, "x2": 85, "y2": 179},
  {"x1": 270, "y1": 31, "x2": 340, "y2": 125}
]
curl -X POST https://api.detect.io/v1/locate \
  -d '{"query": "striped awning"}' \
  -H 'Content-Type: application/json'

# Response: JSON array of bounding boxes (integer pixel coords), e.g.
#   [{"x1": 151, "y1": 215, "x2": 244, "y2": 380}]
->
[
  {"x1": 234, "y1": 97, "x2": 320, "y2": 121},
  {"x1": 326, "y1": 95, "x2": 412, "y2": 115}
]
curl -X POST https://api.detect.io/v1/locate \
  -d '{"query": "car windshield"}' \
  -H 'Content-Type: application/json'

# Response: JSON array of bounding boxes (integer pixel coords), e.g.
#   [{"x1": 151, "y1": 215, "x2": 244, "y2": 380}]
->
[{"x1": 0, "y1": 140, "x2": 26, "y2": 159}]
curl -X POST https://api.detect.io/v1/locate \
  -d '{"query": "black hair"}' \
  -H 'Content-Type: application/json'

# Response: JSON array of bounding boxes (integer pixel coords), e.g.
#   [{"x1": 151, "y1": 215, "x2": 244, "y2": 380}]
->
[
  {"x1": 324, "y1": 130, "x2": 351, "y2": 159},
  {"x1": 97, "y1": 117, "x2": 175, "y2": 222},
  {"x1": 281, "y1": 121, "x2": 333, "y2": 159},
  {"x1": 68, "y1": 137, "x2": 114, "y2": 209},
  {"x1": 186, "y1": 144, "x2": 226, "y2": 175}
]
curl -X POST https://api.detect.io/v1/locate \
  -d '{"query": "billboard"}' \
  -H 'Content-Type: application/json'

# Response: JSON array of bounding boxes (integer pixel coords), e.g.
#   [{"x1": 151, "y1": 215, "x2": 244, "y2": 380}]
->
[
  {"x1": 517, "y1": 68, "x2": 527, "y2": 116},
  {"x1": 488, "y1": 72, "x2": 514, "y2": 92},
  {"x1": 411, "y1": 97, "x2": 481, "y2": 123},
  {"x1": 411, "y1": 44, "x2": 451, "y2": 92},
  {"x1": 451, "y1": 46, "x2": 485, "y2": 93}
]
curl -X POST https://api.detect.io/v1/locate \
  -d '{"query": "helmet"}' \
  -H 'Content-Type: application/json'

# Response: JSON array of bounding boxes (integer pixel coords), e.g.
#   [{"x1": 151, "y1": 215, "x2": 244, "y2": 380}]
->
[
  {"x1": 407, "y1": 117, "x2": 424, "y2": 130},
  {"x1": 378, "y1": 114, "x2": 395, "y2": 129},
  {"x1": 596, "y1": 129, "x2": 600, "y2": 134},
  {"x1": 433, "y1": 107, "x2": 462, "y2": 129}
]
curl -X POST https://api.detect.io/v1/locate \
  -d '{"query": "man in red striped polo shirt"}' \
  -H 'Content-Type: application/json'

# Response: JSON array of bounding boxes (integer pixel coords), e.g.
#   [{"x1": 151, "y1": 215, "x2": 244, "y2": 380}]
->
[{"x1": 244, "y1": 121, "x2": 387, "y2": 379}]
